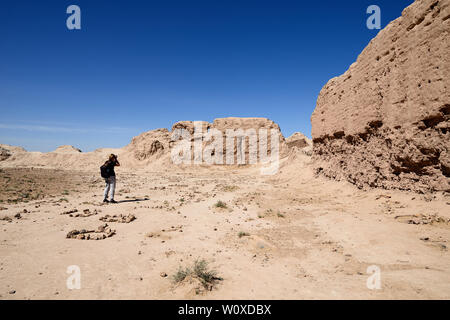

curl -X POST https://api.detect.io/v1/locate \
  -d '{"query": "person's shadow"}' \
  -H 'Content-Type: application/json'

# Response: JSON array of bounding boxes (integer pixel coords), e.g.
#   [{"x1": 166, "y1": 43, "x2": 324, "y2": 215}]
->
[{"x1": 116, "y1": 198, "x2": 150, "y2": 203}]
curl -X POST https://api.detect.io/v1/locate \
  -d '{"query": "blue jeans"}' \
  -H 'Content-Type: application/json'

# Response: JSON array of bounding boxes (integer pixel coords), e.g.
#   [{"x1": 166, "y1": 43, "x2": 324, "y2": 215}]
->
[{"x1": 103, "y1": 176, "x2": 116, "y2": 200}]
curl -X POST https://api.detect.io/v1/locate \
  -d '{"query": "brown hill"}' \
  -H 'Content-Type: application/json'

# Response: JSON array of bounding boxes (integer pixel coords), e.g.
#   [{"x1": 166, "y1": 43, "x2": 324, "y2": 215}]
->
[{"x1": 52, "y1": 145, "x2": 82, "y2": 153}]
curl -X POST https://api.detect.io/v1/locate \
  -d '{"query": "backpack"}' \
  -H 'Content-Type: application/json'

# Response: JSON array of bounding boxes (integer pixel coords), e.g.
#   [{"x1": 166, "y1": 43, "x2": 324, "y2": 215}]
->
[{"x1": 100, "y1": 163, "x2": 111, "y2": 178}]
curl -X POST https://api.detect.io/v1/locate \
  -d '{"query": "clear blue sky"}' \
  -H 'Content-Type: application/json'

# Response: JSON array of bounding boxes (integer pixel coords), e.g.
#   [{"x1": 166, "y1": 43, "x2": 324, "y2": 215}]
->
[{"x1": 0, "y1": 0, "x2": 413, "y2": 152}]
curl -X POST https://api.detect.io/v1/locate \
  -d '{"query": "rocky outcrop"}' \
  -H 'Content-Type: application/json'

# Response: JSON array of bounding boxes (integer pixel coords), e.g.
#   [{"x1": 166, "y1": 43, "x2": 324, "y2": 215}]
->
[
  {"x1": 125, "y1": 128, "x2": 171, "y2": 160},
  {"x1": 52, "y1": 145, "x2": 82, "y2": 153},
  {"x1": 126, "y1": 118, "x2": 289, "y2": 165},
  {"x1": 286, "y1": 132, "x2": 311, "y2": 149},
  {"x1": 170, "y1": 117, "x2": 288, "y2": 164},
  {"x1": 0, "y1": 147, "x2": 11, "y2": 161},
  {"x1": 311, "y1": 0, "x2": 450, "y2": 192},
  {"x1": 211, "y1": 117, "x2": 288, "y2": 164},
  {"x1": 0, "y1": 144, "x2": 26, "y2": 161},
  {"x1": 286, "y1": 132, "x2": 312, "y2": 156}
]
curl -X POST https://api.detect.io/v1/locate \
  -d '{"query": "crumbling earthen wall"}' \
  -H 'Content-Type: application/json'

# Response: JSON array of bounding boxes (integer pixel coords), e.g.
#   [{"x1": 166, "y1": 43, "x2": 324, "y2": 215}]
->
[
  {"x1": 311, "y1": 0, "x2": 450, "y2": 192},
  {"x1": 127, "y1": 117, "x2": 289, "y2": 164}
]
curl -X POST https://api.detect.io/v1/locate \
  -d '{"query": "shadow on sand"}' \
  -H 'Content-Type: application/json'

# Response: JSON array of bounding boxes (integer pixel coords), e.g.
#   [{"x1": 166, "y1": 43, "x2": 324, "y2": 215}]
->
[{"x1": 116, "y1": 198, "x2": 150, "y2": 203}]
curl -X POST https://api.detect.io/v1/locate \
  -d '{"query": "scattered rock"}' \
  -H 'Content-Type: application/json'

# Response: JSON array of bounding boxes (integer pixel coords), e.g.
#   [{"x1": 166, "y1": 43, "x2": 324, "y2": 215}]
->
[
  {"x1": 0, "y1": 215, "x2": 12, "y2": 222},
  {"x1": 62, "y1": 208, "x2": 99, "y2": 217},
  {"x1": 375, "y1": 195, "x2": 392, "y2": 200},
  {"x1": 99, "y1": 214, "x2": 136, "y2": 223},
  {"x1": 61, "y1": 209, "x2": 78, "y2": 215},
  {"x1": 395, "y1": 214, "x2": 450, "y2": 226},
  {"x1": 66, "y1": 224, "x2": 115, "y2": 240}
]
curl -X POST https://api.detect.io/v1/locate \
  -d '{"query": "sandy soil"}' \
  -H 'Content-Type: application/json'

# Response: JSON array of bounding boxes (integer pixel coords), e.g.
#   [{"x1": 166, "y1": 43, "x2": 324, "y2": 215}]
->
[{"x1": 1, "y1": 159, "x2": 449, "y2": 300}]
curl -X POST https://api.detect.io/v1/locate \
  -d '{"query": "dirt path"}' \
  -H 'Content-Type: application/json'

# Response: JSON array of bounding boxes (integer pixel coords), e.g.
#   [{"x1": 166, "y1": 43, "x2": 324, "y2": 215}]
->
[{"x1": 1, "y1": 166, "x2": 449, "y2": 299}]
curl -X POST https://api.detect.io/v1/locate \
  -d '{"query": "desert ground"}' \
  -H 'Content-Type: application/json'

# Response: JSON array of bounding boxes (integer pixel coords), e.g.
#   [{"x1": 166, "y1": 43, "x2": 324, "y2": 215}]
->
[
  {"x1": 1, "y1": 0, "x2": 449, "y2": 301},
  {"x1": 1, "y1": 152, "x2": 449, "y2": 300}
]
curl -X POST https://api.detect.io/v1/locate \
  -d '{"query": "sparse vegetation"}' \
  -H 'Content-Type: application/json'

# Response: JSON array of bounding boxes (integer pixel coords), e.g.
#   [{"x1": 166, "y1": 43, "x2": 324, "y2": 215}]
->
[
  {"x1": 0, "y1": 168, "x2": 93, "y2": 203},
  {"x1": 173, "y1": 266, "x2": 191, "y2": 283},
  {"x1": 238, "y1": 231, "x2": 250, "y2": 238},
  {"x1": 172, "y1": 259, "x2": 223, "y2": 292},
  {"x1": 214, "y1": 200, "x2": 227, "y2": 209}
]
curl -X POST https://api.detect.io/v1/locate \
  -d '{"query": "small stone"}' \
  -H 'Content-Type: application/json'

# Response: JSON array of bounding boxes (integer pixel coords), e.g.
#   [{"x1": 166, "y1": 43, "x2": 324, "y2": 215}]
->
[
  {"x1": 160, "y1": 272, "x2": 168, "y2": 278},
  {"x1": 9, "y1": 290, "x2": 16, "y2": 294}
]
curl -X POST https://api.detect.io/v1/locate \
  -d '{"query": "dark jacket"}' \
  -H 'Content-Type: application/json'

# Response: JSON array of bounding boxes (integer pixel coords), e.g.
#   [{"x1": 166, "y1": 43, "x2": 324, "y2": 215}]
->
[{"x1": 104, "y1": 160, "x2": 118, "y2": 177}]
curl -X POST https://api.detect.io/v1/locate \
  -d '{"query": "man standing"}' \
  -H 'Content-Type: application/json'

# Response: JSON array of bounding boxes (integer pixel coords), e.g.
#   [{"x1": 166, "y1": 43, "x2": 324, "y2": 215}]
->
[{"x1": 102, "y1": 154, "x2": 120, "y2": 203}]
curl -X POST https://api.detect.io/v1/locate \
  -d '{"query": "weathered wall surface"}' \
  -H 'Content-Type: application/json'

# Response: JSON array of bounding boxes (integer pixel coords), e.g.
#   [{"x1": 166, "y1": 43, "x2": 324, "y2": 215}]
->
[
  {"x1": 311, "y1": 0, "x2": 450, "y2": 192},
  {"x1": 125, "y1": 128, "x2": 171, "y2": 161},
  {"x1": 125, "y1": 117, "x2": 289, "y2": 164}
]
